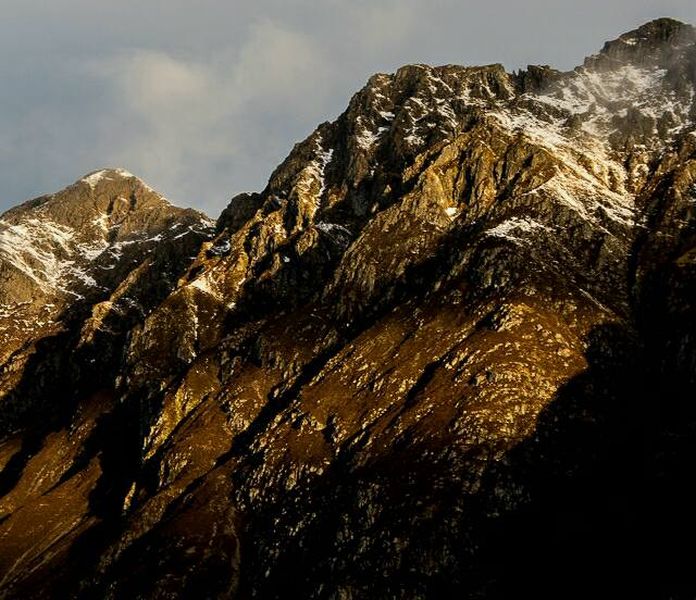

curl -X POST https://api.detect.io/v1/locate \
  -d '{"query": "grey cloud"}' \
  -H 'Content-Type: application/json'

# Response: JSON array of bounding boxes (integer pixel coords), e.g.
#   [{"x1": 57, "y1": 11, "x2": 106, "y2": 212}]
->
[{"x1": 2, "y1": 0, "x2": 696, "y2": 215}]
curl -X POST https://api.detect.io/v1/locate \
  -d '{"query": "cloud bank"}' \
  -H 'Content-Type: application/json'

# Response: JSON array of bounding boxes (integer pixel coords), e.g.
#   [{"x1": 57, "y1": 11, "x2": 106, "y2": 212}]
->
[{"x1": 2, "y1": 0, "x2": 695, "y2": 215}]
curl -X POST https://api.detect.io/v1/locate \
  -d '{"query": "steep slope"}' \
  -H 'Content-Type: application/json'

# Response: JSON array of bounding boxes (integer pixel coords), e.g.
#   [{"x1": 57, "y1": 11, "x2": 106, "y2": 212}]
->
[
  {"x1": 0, "y1": 168, "x2": 214, "y2": 429},
  {"x1": 0, "y1": 170, "x2": 214, "y2": 596},
  {"x1": 1, "y1": 18, "x2": 695, "y2": 600}
]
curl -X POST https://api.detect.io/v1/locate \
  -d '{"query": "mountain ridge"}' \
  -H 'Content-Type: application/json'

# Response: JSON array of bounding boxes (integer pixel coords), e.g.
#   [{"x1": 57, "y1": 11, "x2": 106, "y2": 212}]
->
[{"x1": 0, "y1": 17, "x2": 694, "y2": 599}]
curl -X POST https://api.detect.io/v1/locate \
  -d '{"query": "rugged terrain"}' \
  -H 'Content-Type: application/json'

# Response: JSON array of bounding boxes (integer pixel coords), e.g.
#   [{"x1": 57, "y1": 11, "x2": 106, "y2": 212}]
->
[{"x1": 0, "y1": 17, "x2": 695, "y2": 599}]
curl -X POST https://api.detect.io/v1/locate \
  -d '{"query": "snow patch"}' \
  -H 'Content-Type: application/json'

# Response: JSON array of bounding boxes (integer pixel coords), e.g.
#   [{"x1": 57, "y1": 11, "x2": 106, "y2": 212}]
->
[
  {"x1": 404, "y1": 133, "x2": 425, "y2": 146},
  {"x1": 486, "y1": 217, "x2": 550, "y2": 242},
  {"x1": 0, "y1": 207, "x2": 205, "y2": 301},
  {"x1": 316, "y1": 222, "x2": 353, "y2": 248},
  {"x1": 0, "y1": 218, "x2": 102, "y2": 295},
  {"x1": 296, "y1": 135, "x2": 335, "y2": 202},
  {"x1": 356, "y1": 120, "x2": 389, "y2": 150},
  {"x1": 316, "y1": 222, "x2": 352, "y2": 237},
  {"x1": 82, "y1": 168, "x2": 137, "y2": 189},
  {"x1": 490, "y1": 95, "x2": 637, "y2": 228}
]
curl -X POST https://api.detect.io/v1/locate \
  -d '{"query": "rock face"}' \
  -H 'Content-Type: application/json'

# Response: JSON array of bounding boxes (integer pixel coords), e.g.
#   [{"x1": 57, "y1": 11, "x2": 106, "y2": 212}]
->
[
  {"x1": 1, "y1": 18, "x2": 695, "y2": 599},
  {"x1": 0, "y1": 169, "x2": 214, "y2": 434}
]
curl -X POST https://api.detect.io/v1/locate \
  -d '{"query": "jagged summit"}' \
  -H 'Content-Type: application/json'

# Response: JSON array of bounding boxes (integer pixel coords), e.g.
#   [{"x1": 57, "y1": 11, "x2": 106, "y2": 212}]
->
[
  {"x1": 0, "y1": 167, "x2": 213, "y2": 378},
  {"x1": 0, "y1": 168, "x2": 211, "y2": 296},
  {"x1": 4, "y1": 168, "x2": 202, "y2": 229},
  {"x1": 614, "y1": 17, "x2": 693, "y2": 47},
  {"x1": 0, "y1": 19, "x2": 694, "y2": 600},
  {"x1": 586, "y1": 17, "x2": 696, "y2": 71},
  {"x1": 233, "y1": 15, "x2": 693, "y2": 288}
]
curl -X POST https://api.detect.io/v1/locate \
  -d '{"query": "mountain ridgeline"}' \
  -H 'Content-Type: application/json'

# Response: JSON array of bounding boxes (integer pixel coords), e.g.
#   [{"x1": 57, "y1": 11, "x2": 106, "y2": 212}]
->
[{"x1": 0, "y1": 18, "x2": 695, "y2": 599}]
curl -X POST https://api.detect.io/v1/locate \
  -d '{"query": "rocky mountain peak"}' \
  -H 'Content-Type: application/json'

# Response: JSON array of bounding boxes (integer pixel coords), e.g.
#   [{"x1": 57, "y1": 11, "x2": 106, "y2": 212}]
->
[
  {"x1": 586, "y1": 17, "x2": 696, "y2": 70},
  {"x1": 0, "y1": 170, "x2": 213, "y2": 431},
  {"x1": 0, "y1": 19, "x2": 695, "y2": 600},
  {"x1": 155, "y1": 20, "x2": 696, "y2": 399},
  {"x1": 613, "y1": 17, "x2": 693, "y2": 49},
  {"x1": 0, "y1": 169, "x2": 211, "y2": 306}
]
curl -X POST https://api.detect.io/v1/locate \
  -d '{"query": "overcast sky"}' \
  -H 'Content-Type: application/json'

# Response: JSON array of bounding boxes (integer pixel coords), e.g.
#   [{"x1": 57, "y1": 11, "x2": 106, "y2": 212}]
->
[{"x1": 1, "y1": 1, "x2": 695, "y2": 216}]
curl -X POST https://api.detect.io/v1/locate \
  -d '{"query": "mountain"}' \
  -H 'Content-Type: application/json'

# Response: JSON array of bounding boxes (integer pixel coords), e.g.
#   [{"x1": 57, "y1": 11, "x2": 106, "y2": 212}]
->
[
  {"x1": 0, "y1": 18, "x2": 695, "y2": 599},
  {"x1": 0, "y1": 169, "x2": 214, "y2": 433}
]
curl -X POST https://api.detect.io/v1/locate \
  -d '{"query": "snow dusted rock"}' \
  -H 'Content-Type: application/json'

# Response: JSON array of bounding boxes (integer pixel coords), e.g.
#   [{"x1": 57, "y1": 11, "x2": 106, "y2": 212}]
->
[
  {"x1": 0, "y1": 169, "x2": 213, "y2": 429},
  {"x1": 0, "y1": 18, "x2": 695, "y2": 600},
  {"x1": 0, "y1": 168, "x2": 211, "y2": 301}
]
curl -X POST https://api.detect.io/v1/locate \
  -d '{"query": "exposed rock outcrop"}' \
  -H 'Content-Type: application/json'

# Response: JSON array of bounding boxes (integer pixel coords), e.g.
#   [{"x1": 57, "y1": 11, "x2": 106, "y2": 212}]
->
[{"x1": 0, "y1": 19, "x2": 695, "y2": 600}]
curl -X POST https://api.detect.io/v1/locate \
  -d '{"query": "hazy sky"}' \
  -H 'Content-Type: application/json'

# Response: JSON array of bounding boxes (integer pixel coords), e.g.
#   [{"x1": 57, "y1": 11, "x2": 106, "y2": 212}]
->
[{"x1": 2, "y1": 1, "x2": 695, "y2": 216}]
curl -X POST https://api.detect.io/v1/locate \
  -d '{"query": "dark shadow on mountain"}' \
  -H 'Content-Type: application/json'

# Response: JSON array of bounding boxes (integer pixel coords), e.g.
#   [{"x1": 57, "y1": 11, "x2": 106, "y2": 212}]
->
[
  {"x1": 0, "y1": 231, "x2": 211, "y2": 596},
  {"x1": 1, "y1": 192, "x2": 693, "y2": 599},
  {"x1": 221, "y1": 315, "x2": 694, "y2": 600},
  {"x1": 0, "y1": 313, "x2": 98, "y2": 503}
]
